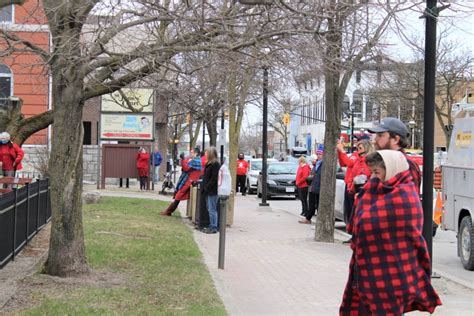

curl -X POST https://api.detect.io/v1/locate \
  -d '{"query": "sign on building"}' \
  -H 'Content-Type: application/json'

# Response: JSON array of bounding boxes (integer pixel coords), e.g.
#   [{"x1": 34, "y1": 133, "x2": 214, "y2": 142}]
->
[
  {"x1": 101, "y1": 88, "x2": 154, "y2": 113},
  {"x1": 100, "y1": 113, "x2": 154, "y2": 141}
]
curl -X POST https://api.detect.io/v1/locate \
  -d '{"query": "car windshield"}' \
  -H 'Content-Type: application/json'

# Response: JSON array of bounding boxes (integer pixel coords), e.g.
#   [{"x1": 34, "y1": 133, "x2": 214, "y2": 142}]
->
[
  {"x1": 267, "y1": 163, "x2": 298, "y2": 175},
  {"x1": 251, "y1": 161, "x2": 262, "y2": 170}
]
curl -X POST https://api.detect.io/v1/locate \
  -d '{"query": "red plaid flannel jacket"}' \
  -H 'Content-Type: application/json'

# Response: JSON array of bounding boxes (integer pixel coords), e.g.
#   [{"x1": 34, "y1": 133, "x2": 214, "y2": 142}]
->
[{"x1": 340, "y1": 170, "x2": 441, "y2": 315}]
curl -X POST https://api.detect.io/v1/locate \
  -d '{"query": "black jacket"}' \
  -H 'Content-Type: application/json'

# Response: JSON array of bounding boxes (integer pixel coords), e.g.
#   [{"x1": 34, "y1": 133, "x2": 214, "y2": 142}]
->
[
  {"x1": 310, "y1": 161, "x2": 323, "y2": 194},
  {"x1": 203, "y1": 161, "x2": 221, "y2": 195}
]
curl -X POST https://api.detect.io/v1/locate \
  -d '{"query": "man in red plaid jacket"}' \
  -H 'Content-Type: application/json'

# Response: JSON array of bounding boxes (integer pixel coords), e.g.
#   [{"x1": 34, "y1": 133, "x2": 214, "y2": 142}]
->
[{"x1": 340, "y1": 150, "x2": 441, "y2": 315}]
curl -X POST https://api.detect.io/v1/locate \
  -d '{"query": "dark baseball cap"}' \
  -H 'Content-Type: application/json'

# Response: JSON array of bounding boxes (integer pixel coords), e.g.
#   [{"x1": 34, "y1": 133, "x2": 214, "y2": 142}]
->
[{"x1": 368, "y1": 117, "x2": 409, "y2": 138}]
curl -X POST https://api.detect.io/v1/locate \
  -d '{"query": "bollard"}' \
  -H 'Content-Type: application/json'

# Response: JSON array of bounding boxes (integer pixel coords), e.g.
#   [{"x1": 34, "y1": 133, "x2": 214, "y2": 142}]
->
[{"x1": 218, "y1": 196, "x2": 228, "y2": 270}]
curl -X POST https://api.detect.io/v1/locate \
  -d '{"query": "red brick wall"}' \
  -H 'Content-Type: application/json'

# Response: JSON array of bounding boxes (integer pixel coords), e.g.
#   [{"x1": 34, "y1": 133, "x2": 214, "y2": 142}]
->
[{"x1": 0, "y1": 1, "x2": 50, "y2": 144}]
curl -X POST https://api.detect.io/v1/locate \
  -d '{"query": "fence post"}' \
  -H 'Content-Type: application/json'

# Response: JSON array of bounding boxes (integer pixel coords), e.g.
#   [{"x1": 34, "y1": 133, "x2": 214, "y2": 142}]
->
[
  {"x1": 45, "y1": 179, "x2": 50, "y2": 222},
  {"x1": 25, "y1": 183, "x2": 30, "y2": 245},
  {"x1": 36, "y1": 180, "x2": 41, "y2": 233},
  {"x1": 12, "y1": 189, "x2": 18, "y2": 261}
]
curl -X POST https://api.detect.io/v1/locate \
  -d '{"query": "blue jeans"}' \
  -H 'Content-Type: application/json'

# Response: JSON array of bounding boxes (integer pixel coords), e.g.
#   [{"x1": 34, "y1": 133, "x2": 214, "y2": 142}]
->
[
  {"x1": 153, "y1": 165, "x2": 160, "y2": 182},
  {"x1": 206, "y1": 195, "x2": 219, "y2": 230}
]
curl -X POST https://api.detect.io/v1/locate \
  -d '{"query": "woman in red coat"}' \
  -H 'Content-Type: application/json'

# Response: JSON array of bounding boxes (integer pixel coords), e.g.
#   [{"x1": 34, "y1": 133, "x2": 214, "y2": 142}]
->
[
  {"x1": 295, "y1": 156, "x2": 311, "y2": 221},
  {"x1": 136, "y1": 147, "x2": 150, "y2": 191},
  {"x1": 340, "y1": 150, "x2": 441, "y2": 315}
]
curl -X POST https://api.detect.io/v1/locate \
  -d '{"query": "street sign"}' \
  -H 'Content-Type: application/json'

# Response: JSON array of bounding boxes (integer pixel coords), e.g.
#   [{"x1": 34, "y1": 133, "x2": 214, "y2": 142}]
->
[
  {"x1": 100, "y1": 113, "x2": 154, "y2": 140},
  {"x1": 101, "y1": 88, "x2": 154, "y2": 113}
]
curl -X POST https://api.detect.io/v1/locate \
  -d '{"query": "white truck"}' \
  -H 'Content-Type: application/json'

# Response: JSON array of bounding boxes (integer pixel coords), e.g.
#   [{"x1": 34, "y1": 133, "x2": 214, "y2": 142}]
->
[{"x1": 442, "y1": 108, "x2": 474, "y2": 270}]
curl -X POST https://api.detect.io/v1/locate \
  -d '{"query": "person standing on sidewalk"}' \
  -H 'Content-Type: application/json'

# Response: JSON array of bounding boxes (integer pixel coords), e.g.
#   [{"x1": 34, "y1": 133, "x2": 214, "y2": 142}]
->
[
  {"x1": 0, "y1": 132, "x2": 24, "y2": 188},
  {"x1": 368, "y1": 117, "x2": 421, "y2": 194},
  {"x1": 340, "y1": 150, "x2": 441, "y2": 315},
  {"x1": 300, "y1": 149, "x2": 323, "y2": 224},
  {"x1": 295, "y1": 156, "x2": 311, "y2": 219},
  {"x1": 136, "y1": 147, "x2": 150, "y2": 191},
  {"x1": 160, "y1": 148, "x2": 202, "y2": 216},
  {"x1": 151, "y1": 145, "x2": 162, "y2": 183},
  {"x1": 235, "y1": 153, "x2": 248, "y2": 195},
  {"x1": 336, "y1": 138, "x2": 374, "y2": 226},
  {"x1": 202, "y1": 147, "x2": 221, "y2": 234}
]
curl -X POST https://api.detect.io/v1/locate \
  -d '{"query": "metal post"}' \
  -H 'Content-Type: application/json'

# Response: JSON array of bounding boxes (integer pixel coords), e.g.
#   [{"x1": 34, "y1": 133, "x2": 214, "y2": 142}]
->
[
  {"x1": 220, "y1": 111, "x2": 225, "y2": 165},
  {"x1": 202, "y1": 121, "x2": 206, "y2": 152},
  {"x1": 26, "y1": 183, "x2": 30, "y2": 244},
  {"x1": 36, "y1": 180, "x2": 40, "y2": 232},
  {"x1": 350, "y1": 110, "x2": 355, "y2": 153},
  {"x1": 12, "y1": 189, "x2": 18, "y2": 261},
  {"x1": 218, "y1": 196, "x2": 228, "y2": 269},
  {"x1": 174, "y1": 119, "x2": 178, "y2": 184},
  {"x1": 260, "y1": 66, "x2": 269, "y2": 206},
  {"x1": 422, "y1": 0, "x2": 439, "y2": 273}
]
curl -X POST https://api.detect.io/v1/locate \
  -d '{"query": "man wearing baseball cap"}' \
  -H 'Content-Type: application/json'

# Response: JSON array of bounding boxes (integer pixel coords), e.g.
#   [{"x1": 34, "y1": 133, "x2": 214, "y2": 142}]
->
[{"x1": 368, "y1": 117, "x2": 421, "y2": 194}]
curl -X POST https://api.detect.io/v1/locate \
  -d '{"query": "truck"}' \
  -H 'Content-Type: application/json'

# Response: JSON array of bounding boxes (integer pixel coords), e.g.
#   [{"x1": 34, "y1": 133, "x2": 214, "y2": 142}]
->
[{"x1": 442, "y1": 108, "x2": 474, "y2": 270}]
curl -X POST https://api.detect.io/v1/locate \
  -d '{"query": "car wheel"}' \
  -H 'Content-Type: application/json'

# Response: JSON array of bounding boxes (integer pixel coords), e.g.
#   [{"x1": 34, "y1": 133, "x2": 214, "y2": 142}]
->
[
  {"x1": 459, "y1": 215, "x2": 474, "y2": 271},
  {"x1": 266, "y1": 194, "x2": 272, "y2": 200}
]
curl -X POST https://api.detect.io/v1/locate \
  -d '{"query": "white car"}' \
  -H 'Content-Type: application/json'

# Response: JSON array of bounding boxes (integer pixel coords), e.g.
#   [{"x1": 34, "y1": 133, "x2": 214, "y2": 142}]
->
[{"x1": 246, "y1": 158, "x2": 277, "y2": 194}]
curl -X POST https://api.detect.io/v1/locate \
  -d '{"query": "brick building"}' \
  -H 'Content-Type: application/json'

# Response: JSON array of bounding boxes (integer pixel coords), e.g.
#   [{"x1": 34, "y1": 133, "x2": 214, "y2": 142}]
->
[{"x1": 0, "y1": 1, "x2": 50, "y2": 145}]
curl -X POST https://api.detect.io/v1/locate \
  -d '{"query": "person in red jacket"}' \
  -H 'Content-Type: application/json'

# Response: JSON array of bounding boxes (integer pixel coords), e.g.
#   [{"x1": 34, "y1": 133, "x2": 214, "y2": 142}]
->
[
  {"x1": 295, "y1": 156, "x2": 311, "y2": 219},
  {"x1": 340, "y1": 150, "x2": 441, "y2": 315},
  {"x1": 236, "y1": 153, "x2": 249, "y2": 195},
  {"x1": 336, "y1": 138, "x2": 374, "y2": 226},
  {"x1": 136, "y1": 147, "x2": 150, "y2": 191},
  {"x1": 0, "y1": 132, "x2": 24, "y2": 184}
]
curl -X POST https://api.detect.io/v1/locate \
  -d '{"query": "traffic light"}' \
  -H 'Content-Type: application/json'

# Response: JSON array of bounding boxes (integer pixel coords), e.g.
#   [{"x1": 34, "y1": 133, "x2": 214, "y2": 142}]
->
[{"x1": 283, "y1": 113, "x2": 290, "y2": 126}]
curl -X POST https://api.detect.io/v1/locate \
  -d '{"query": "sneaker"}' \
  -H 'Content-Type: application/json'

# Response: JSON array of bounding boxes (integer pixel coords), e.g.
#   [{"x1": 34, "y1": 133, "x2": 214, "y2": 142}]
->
[
  {"x1": 202, "y1": 228, "x2": 217, "y2": 234},
  {"x1": 298, "y1": 219, "x2": 311, "y2": 224}
]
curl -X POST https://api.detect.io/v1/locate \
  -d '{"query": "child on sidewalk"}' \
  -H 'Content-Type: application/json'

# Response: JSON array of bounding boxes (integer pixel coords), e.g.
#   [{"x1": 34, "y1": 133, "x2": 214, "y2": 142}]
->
[{"x1": 340, "y1": 150, "x2": 441, "y2": 315}]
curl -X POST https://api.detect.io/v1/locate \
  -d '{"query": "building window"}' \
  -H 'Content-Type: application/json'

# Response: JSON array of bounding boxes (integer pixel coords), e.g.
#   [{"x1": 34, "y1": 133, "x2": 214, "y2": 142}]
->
[
  {"x1": 0, "y1": 5, "x2": 13, "y2": 23},
  {"x1": 83, "y1": 121, "x2": 92, "y2": 145},
  {"x1": 0, "y1": 64, "x2": 12, "y2": 107},
  {"x1": 356, "y1": 70, "x2": 361, "y2": 84}
]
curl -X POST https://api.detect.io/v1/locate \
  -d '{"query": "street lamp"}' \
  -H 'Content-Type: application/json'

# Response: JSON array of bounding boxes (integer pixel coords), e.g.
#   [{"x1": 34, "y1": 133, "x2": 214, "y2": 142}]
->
[
  {"x1": 408, "y1": 120, "x2": 416, "y2": 149},
  {"x1": 259, "y1": 65, "x2": 270, "y2": 207}
]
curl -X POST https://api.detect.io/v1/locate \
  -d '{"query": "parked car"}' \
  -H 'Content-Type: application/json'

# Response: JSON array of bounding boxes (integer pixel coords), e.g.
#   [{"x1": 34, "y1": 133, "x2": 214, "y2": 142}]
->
[
  {"x1": 246, "y1": 158, "x2": 277, "y2": 194},
  {"x1": 257, "y1": 162, "x2": 298, "y2": 200}
]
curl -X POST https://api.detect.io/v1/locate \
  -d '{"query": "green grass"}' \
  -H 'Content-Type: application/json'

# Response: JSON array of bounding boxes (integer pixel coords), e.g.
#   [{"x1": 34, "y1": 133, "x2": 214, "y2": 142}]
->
[{"x1": 18, "y1": 197, "x2": 227, "y2": 316}]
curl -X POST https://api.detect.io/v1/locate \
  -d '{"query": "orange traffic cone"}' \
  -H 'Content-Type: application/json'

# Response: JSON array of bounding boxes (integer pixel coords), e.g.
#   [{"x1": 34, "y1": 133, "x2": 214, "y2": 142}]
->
[{"x1": 433, "y1": 191, "x2": 443, "y2": 225}]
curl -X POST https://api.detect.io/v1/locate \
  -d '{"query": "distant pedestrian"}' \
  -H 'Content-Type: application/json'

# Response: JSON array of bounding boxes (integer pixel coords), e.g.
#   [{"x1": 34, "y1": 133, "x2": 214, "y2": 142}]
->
[
  {"x1": 368, "y1": 117, "x2": 421, "y2": 194},
  {"x1": 340, "y1": 150, "x2": 441, "y2": 315},
  {"x1": 301, "y1": 149, "x2": 323, "y2": 224},
  {"x1": 236, "y1": 153, "x2": 249, "y2": 195},
  {"x1": 160, "y1": 147, "x2": 202, "y2": 216},
  {"x1": 295, "y1": 156, "x2": 311, "y2": 221},
  {"x1": 136, "y1": 147, "x2": 150, "y2": 191},
  {"x1": 0, "y1": 132, "x2": 24, "y2": 188},
  {"x1": 151, "y1": 145, "x2": 162, "y2": 183},
  {"x1": 336, "y1": 138, "x2": 374, "y2": 226},
  {"x1": 201, "y1": 147, "x2": 221, "y2": 234}
]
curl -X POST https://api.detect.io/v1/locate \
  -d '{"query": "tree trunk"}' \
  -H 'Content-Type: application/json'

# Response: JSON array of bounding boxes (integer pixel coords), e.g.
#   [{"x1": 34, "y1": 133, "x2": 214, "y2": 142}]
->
[
  {"x1": 44, "y1": 74, "x2": 88, "y2": 276},
  {"x1": 207, "y1": 117, "x2": 217, "y2": 147}
]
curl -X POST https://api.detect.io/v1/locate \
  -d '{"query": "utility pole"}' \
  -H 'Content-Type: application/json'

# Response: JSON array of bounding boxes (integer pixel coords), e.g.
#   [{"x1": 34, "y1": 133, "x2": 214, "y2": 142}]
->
[{"x1": 220, "y1": 110, "x2": 225, "y2": 165}]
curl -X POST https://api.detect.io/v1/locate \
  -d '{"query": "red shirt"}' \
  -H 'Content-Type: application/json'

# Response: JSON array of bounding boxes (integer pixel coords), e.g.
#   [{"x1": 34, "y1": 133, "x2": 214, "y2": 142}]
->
[
  {"x1": 295, "y1": 163, "x2": 311, "y2": 188},
  {"x1": 236, "y1": 159, "x2": 248, "y2": 176},
  {"x1": 0, "y1": 142, "x2": 24, "y2": 171},
  {"x1": 337, "y1": 150, "x2": 370, "y2": 193}
]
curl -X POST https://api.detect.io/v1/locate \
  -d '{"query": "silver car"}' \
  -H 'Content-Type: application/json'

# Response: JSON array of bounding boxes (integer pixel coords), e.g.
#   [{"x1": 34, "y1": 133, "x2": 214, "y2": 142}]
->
[{"x1": 246, "y1": 158, "x2": 277, "y2": 194}]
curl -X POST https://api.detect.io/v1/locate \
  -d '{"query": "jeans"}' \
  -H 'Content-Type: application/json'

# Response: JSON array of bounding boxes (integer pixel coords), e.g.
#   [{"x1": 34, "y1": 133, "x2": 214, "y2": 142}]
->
[
  {"x1": 153, "y1": 165, "x2": 160, "y2": 182},
  {"x1": 297, "y1": 186, "x2": 308, "y2": 216},
  {"x1": 206, "y1": 194, "x2": 219, "y2": 230}
]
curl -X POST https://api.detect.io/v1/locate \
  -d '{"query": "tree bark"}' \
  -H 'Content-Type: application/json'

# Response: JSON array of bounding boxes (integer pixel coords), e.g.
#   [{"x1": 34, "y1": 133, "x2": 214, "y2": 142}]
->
[{"x1": 44, "y1": 73, "x2": 88, "y2": 276}]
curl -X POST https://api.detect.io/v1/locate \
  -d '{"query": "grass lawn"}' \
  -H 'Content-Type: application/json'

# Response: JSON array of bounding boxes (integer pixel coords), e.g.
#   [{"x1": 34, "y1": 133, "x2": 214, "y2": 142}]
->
[{"x1": 16, "y1": 196, "x2": 226, "y2": 316}]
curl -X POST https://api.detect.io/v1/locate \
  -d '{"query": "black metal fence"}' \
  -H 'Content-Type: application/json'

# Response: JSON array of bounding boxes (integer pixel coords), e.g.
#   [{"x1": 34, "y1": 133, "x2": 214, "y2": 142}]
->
[{"x1": 0, "y1": 178, "x2": 51, "y2": 268}]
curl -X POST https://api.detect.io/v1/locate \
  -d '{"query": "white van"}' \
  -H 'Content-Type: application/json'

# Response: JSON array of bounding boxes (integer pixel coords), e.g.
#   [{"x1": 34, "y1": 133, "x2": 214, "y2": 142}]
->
[{"x1": 442, "y1": 109, "x2": 474, "y2": 270}]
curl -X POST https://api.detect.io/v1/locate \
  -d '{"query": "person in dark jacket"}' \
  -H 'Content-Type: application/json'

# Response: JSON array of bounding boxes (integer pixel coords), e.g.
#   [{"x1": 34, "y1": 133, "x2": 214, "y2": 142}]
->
[
  {"x1": 300, "y1": 149, "x2": 323, "y2": 224},
  {"x1": 160, "y1": 148, "x2": 202, "y2": 216},
  {"x1": 202, "y1": 147, "x2": 221, "y2": 234},
  {"x1": 340, "y1": 150, "x2": 441, "y2": 315}
]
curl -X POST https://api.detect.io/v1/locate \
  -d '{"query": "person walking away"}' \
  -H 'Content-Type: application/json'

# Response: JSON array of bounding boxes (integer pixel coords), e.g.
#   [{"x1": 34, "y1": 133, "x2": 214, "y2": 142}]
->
[
  {"x1": 336, "y1": 138, "x2": 374, "y2": 226},
  {"x1": 201, "y1": 147, "x2": 221, "y2": 234},
  {"x1": 160, "y1": 148, "x2": 202, "y2": 216},
  {"x1": 136, "y1": 147, "x2": 150, "y2": 191},
  {"x1": 236, "y1": 153, "x2": 249, "y2": 195},
  {"x1": 0, "y1": 132, "x2": 24, "y2": 188},
  {"x1": 301, "y1": 149, "x2": 323, "y2": 224},
  {"x1": 340, "y1": 150, "x2": 441, "y2": 315},
  {"x1": 295, "y1": 156, "x2": 311, "y2": 219},
  {"x1": 152, "y1": 145, "x2": 162, "y2": 183},
  {"x1": 368, "y1": 117, "x2": 421, "y2": 194}
]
